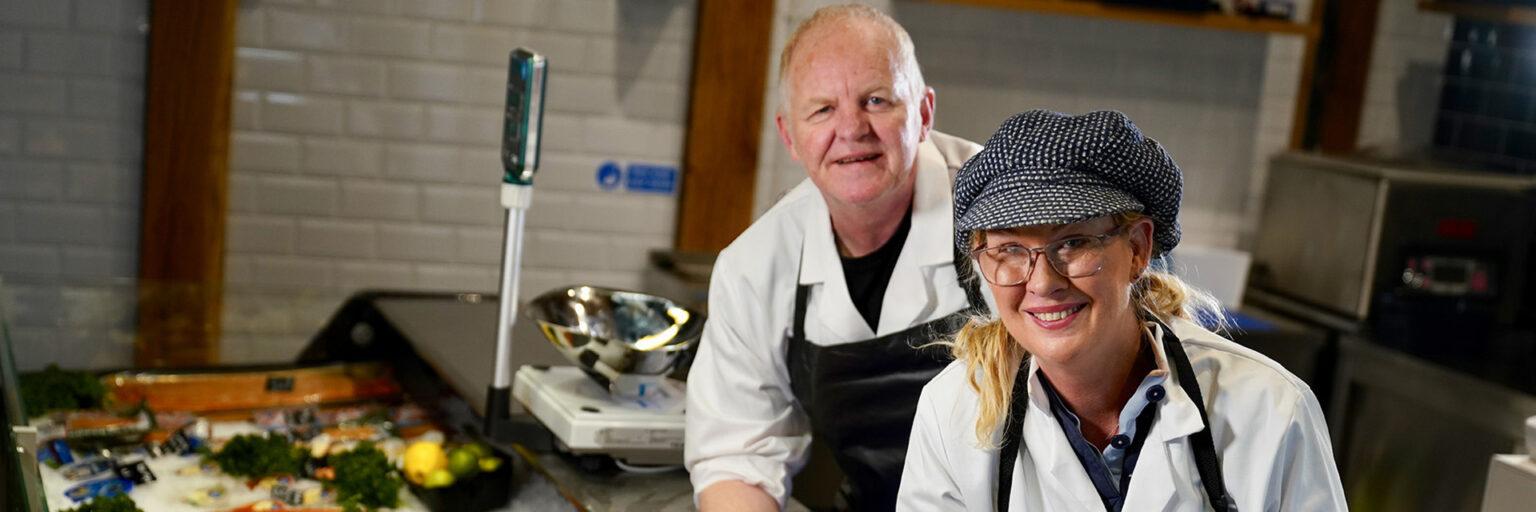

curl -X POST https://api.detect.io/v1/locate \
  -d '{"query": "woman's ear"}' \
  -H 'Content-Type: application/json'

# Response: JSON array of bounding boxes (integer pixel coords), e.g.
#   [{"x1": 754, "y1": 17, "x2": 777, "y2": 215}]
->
[{"x1": 1127, "y1": 218, "x2": 1155, "y2": 272}]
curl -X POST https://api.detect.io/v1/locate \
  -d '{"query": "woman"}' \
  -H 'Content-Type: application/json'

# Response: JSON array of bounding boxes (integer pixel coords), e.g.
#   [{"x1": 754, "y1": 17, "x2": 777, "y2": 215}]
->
[{"x1": 897, "y1": 110, "x2": 1346, "y2": 511}]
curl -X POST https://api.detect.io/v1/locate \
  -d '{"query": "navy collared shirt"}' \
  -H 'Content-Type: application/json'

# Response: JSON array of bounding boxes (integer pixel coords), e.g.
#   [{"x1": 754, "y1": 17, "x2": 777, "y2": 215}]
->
[{"x1": 1036, "y1": 367, "x2": 1169, "y2": 512}]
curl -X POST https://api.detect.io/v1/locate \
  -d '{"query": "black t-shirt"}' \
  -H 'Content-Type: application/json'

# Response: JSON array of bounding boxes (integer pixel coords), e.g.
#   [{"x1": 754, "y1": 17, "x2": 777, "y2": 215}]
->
[{"x1": 840, "y1": 207, "x2": 913, "y2": 332}]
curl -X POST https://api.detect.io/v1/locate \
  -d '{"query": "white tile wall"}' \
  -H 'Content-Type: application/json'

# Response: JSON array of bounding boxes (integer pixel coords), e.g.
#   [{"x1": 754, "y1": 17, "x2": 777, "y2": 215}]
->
[
  {"x1": 225, "y1": 0, "x2": 698, "y2": 363},
  {"x1": 753, "y1": 0, "x2": 1309, "y2": 253},
  {"x1": 1355, "y1": 1, "x2": 1452, "y2": 153},
  {"x1": 0, "y1": 0, "x2": 147, "y2": 371}
]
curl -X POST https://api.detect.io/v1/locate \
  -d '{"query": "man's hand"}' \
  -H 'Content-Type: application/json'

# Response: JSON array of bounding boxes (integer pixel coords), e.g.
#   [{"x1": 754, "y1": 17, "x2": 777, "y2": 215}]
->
[{"x1": 699, "y1": 480, "x2": 779, "y2": 512}]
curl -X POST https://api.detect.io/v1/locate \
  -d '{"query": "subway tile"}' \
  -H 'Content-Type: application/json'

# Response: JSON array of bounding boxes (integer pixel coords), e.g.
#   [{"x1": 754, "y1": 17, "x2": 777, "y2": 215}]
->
[
  {"x1": 421, "y1": 184, "x2": 499, "y2": 225},
  {"x1": 522, "y1": 31, "x2": 587, "y2": 75},
  {"x1": 582, "y1": 117, "x2": 682, "y2": 160},
  {"x1": 228, "y1": 173, "x2": 260, "y2": 213},
  {"x1": 74, "y1": 0, "x2": 146, "y2": 34},
  {"x1": 262, "y1": 92, "x2": 345, "y2": 135},
  {"x1": 0, "y1": 204, "x2": 12, "y2": 241},
  {"x1": 25, "y1": 32, "x2": 115, "y2": 75},
  {"x1": 303, "y1": 137, "x2": 383, "y2": 176},
  {"x1": 315, "y1": 0, "x2": 395, "y2": 14},
  {"x1": 415, "y1": 263, "x2": 495, "y2": 292},
  {"x1": 347, "y1": 17, "x2": 431, "y2": 58},
  {"x1": 65, "y1": 163, "x2": 136, "y2": 204},
  {"x1": 425, "y1": 105, "x2": 500, "y2": 145},
  {"x1": 70, "y1": 80, "x2": 141, "y2": 120},
  {"x1": 13, "y1": 204, "x2": 107, "y2": 244},
  {"x1": 398, "y1": 0, "x2": 472, "y2": 21},
  {"x1": 388, "y1": 62, "x2": 467, "y2": 102},
  {"x1": 341, "y1": 180, "x2": 418, "y2": 220},
  {"x1": 384, "y1": 143, "x2": 460, "y2": 182},
  {"x1": 618, "y1": 81, "x2": 685, "y2": 122},
  {"x1": 475, "y1": 0, "x2": 550, "y2": 27},
  {"x1": 0, "y1": 0, "x2": 69, "y2": 27},
  {"x1": 0, "y1": 33, "x2": 22, "y2": 69},
  {"x1": 552, "y1": 0, "x2": 615, "y2": 33},
  {"x1": 378, "y1": 224, "x2": 455, "y2": 261},
  {"x1": 308, "y1": 56, "x2": 387, "y2": 97},
  {"x1": 237, "y1": 6, "x2": 265, "y2": 47},
  {"x1": 455, "y1": 226, "x2": 501, "y2": 264},
  {"x1": 0, "y1": 158, "x2": 63, "y2": 199},
  {"x1": 227, "y1": 214, "x2": 297, "y2": 253},
  {"x1": 236, "y1": 48, "x2": 306, "y2": 91},
  {"x1": 23, "y1": 120, "x2": 126, "y2": 161},
  {"x1": 297, "y1": 218, "x2": 376, "y2": 257},
  {"x1": 608, "y1": 235, "x2": 662, "y2": 272},
  {"x1": 231, "y1": 132, "x2": 303, "y2": 172},
  {"x1": 456, "y1": 148, "x2": 500, "y2": 184},
  {"x1": 253, "y1": 175, "x2": 338, "y2": 215},
  {"x1": 539, "y1": 113, "x2": 583, "y2": 152},
  {"x1": 233, "y1": 90, "x2": 260, "y2": 130},
  {"x1": 544, "y1": 74, "x2": 616, "y2": 115},
  {"x1": 335, "y1": 260, "x2": 415, "y2": 290},
  {"x1": 253, "y1": 255, "x2": 335, "y2": 288},
  {"x1": 524, "y1": 230, "x2": 606, "y2": 270},
  {"x1": 431, "y1": 24, "x2": 518, "y2": 65},
  {"x1": 0, "y1": 75, "x2": 67, "y2": 113},
  {"x1": 347, "y1": 100, "x2": 424, "y2": 139},
  {"x1": 60, "y1": 247, "x2": 135, "y2": 279},
  {"x1": 268, "y1": 9, "x2": 347, "y2": 51},
  {"x1": 535, "y1": 153, "x2": 605, "y2": 192},
  {"x1": 462, "y1": 67, "x2": 505, "y2": 106}
]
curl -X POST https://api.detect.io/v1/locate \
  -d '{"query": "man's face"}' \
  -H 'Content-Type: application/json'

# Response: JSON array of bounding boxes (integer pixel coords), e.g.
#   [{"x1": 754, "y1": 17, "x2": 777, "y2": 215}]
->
[{"x1": 775, "y1": 25, "x2": 933, "y2": 211}]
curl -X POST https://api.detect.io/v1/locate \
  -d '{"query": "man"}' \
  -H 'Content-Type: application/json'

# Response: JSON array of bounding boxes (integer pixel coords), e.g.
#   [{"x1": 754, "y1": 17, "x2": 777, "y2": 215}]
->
[{"x1": 685, "y1": 5, "x2": 985, "y2": 511}]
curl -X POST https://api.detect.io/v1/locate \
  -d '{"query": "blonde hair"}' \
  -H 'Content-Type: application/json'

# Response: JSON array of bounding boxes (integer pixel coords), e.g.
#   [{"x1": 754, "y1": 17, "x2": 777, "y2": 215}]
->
[
  {"x1": 948, "y1": 212, "x2": 1225, "y2": 446},
  {"x1": 776, "y1": 4, "x2": 925, "y2": 109}
]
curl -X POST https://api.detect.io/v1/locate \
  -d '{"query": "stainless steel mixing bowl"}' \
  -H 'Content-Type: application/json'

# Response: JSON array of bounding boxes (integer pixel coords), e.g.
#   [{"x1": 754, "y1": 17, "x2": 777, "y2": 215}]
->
[{"x1": 524, "y1": 286, "x2": 704, "y2": 389}]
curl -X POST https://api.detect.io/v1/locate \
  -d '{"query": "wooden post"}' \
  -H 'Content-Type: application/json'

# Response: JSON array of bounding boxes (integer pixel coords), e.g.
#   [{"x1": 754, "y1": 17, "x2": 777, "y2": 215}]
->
[
  {"x1": 674, "y1": 0, "x2": 776, "y2": 253},
  {"x1": 136, "y1": 0, "x2": 239, "y2": 366}
]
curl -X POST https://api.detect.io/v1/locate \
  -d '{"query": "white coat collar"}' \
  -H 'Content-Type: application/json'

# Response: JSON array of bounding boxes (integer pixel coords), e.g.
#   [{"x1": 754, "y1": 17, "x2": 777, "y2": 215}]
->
[
  {"x1": 1016, "y1": 319, "x2": 1209, "y2": 511},
  {"x1": 796, "y1": 137, "x2": 958, "y2": 339}
]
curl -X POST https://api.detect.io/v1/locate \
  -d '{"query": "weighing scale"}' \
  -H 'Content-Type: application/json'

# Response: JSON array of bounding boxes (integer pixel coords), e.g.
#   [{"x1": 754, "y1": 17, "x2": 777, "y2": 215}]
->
[{"x1": 483, "y1": 50, "x2": 700, "y2": 469}]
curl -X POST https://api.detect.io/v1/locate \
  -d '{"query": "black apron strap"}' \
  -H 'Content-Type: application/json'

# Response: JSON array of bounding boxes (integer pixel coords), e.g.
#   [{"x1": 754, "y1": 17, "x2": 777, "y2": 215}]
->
[
  {"x1": 995, "y1": 356, "x2": 1029, "y2": 512},
  {"x1": 1158, "y1": 322, "x2": 1234, "y2": 511},
  {"x1": 793, "y1": 283, "x2": 811, "y2": 342}
]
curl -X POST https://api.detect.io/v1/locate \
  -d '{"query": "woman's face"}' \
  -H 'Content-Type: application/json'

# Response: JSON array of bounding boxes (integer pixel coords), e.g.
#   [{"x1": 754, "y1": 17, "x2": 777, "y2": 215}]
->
[{"x1": 979, "y1": 216, "x2": 1155, "y2": 369}]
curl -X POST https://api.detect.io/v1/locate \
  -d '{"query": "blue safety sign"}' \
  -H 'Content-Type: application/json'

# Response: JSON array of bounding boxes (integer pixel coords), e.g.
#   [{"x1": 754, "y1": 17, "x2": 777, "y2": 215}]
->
[{"x1": 593, "y1": 161, "x2": 678, "y2": 194}]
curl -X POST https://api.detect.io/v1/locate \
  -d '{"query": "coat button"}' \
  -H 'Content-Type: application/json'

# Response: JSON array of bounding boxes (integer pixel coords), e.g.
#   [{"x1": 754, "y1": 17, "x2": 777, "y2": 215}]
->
[
  {"x1": 1146, "y1": 384, "x2": 1166, "y2": 402},
  {"x1": 1110, "y1": 434, "x2": 1131, "y2": 449}
]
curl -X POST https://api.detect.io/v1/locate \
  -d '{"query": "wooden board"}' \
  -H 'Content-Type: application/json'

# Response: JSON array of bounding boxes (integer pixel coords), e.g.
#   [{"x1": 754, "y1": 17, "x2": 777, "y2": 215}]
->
[
  {"x1": 674, "y1": 0, "x2": 777, "y2": 253},
  {"x1": 137, "y1": 0, "x2": 239, "y2": 366}
]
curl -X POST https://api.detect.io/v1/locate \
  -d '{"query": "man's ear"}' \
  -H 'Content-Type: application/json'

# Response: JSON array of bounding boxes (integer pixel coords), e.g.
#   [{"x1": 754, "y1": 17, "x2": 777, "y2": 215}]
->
[
  {"x1": 918, "y1": 86, "x2": 935, "y2": 142},
  {"x1": 775, "y1": 112, "x2": 800, "y2": 163}
]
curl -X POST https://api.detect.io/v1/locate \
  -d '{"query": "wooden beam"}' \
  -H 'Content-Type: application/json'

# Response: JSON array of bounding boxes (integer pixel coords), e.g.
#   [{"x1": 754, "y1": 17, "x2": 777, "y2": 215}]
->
[
  {"x1": 1289, "y1": 0, "x2": 1329, "y2": 149},
  {"x1": 1313, "y1": 0, "x2": 1382, "y2": 153},
  {"x1": 675, "y1": 0, "x2": 776, "y2": 253},
  {"x1": 136, "y1": 0, "x2": 239, "y2": 367}
]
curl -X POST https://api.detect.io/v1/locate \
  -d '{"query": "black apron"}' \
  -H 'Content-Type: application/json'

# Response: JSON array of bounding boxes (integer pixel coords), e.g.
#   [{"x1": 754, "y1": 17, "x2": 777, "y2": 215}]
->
[
  {"x1": 787, "y1": 250, "x2": 985, "y2": 511},
  {"x1": 995, "y1": 318, "x2": 1234, "y2": 511}
]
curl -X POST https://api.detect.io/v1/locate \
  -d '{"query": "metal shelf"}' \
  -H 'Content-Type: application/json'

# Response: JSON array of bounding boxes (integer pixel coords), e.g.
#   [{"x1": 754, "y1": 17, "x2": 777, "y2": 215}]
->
[{"x1": 936, "y1": 0, "x2": 1318, "y2": 37}]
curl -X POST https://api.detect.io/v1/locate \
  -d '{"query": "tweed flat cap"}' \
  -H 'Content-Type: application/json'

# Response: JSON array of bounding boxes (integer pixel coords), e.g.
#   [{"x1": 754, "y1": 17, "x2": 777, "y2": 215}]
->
[{"x1": 953, "y1": 109, "x2": 1182, "y2": 256}]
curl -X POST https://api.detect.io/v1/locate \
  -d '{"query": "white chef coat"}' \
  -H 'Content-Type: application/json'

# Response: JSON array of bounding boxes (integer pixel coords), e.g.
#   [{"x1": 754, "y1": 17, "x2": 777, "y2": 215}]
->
[
  {"x1": 898, "y1": 317, "x2": 1348, "y2": 511},
  {"x1": 685, "y1": 131, "x2": 983, "y2": 508}
]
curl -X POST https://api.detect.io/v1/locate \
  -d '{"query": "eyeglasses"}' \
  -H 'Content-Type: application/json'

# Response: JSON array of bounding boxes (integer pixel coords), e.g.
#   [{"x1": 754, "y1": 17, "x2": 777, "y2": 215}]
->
[{"x1": 969, "y1": 225, "x2": 1128, "y2": 286}]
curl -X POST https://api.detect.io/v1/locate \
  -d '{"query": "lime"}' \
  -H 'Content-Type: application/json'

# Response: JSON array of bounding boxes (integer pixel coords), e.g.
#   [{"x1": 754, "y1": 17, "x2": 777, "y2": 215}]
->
[
  {"x1": 478, "y1": 456, "x2": 503, "y2": 473},
  {"x1": 462, "y1": 443, "x2": 490, "y2": 459},
  {"x1": 447, "y1": 447, "x2": 479, "y2": 478},
  {"x1": 423, "y1": 468, "x2": 455, "y2": 489}
]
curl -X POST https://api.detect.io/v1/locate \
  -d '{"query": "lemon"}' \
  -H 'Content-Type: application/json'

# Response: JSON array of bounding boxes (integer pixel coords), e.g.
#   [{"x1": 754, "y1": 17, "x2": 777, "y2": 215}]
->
[
  {"x1": 402, "y1": 441, "x2": 447, "y2": 485},
  {"x1": 447, "y1": 447, "x2": 479, "y2": 478}
]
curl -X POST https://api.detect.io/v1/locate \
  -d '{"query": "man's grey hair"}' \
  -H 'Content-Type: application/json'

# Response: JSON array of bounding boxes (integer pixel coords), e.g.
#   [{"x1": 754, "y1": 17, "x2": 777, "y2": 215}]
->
[{"x1": 776, "y1": 3, "x2": 926, "y2": 111}]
